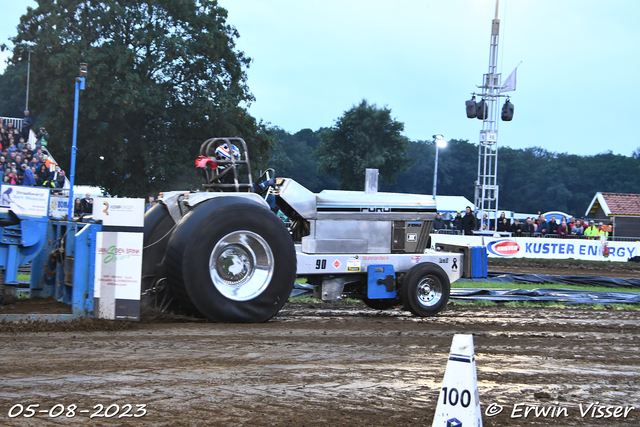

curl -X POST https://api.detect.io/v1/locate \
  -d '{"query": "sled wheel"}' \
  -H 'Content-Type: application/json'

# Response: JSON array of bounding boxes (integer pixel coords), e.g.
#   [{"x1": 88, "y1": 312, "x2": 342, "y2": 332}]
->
[
  {"x1": 401, "y1": 263, "x2": 450, "y2": 317},
  {"x1": 362, "y1": 297, "x2": 399, "y2": 310},
  {"x1": 141, "y1": 204, "x2": 181, "y2": 313},
  {"x1": 165, "y1": 197, "x2": 296, "y2": 323}
]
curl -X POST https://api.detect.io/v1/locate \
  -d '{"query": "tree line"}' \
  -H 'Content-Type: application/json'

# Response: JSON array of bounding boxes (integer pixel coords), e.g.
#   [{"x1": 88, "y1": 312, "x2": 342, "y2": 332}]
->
[
  {"x1": 270, "y1": 122, "x2": 640, "y2": 217},
  {"x1": 1, "y1": 0, "x2": 639, "y2": 218}
]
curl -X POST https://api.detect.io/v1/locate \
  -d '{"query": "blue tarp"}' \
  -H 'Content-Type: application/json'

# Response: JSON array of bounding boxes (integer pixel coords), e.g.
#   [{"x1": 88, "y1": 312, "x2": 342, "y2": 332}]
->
[
  {"x1": 290, "y1": 273, "x2": 640, "y2": 304},
  {"x1": 450, "y1": 288, "x2": 640, "y2": 304}
]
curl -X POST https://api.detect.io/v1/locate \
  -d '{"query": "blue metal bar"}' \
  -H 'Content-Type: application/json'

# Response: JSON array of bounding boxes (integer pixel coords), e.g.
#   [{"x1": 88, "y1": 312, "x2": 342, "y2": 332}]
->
[
  {"x1": 67, "y1": 77, "x2": 85, "y2": 220},
  {"x1": 72, "y1": 223, "x2": 100, "y2": 317}
]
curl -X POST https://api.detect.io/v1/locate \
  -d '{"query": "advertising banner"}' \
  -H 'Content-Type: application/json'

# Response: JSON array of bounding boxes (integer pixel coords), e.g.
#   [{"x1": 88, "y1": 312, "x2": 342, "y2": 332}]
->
[
  {"x1": 94, "y1": 232, "x2": 143, "y2": 320},
  {"x1": 430, "y1": 234, "x2": 640, "y2": 263},
  {"x1": 0, "y1": 184, "x2": 50, "y2": 217},
  {"x1": 484, "y1": 236, "x2": 640, "y2": 262},
  {"x1": 91, "y1": 197, "x2": 145, "y2": 227},
  {"x1": 49, "y1": 196, "x2": 69, "y2": 219}
]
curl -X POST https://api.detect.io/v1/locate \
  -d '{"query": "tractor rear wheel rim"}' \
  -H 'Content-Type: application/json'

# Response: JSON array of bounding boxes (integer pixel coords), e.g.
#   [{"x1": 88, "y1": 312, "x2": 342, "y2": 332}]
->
[
  {"x1": 416, "y1": 276, "x2": 442, "y2": 307},
  {"x1": 209, "y1": 231, "x2": 274, "y2": 301}
]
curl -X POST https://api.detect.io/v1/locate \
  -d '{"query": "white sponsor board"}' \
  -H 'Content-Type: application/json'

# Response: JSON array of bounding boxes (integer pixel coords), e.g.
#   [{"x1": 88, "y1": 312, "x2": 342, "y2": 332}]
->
[
  {"x1": 92, "y1": 197, "x2": 145, "y2": 227},
  {"x1": 49, "y1": 196, "x2": 69, "y2": 219},
  {"x1": 0, "y1": 184, "x2": 50, "y2": 217},
  {"x1": 94, "y1": 232, "x2": 143, "y2": 320},
  {"x1": 430, "y1": 234, "x2": 640, "y2": 263}
]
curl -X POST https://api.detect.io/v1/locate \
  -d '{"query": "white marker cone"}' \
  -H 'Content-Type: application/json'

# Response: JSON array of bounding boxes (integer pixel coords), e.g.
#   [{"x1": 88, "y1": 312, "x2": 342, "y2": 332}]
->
[{"x1": 432, "y1": 334, "x2": 483, "y2": 427}]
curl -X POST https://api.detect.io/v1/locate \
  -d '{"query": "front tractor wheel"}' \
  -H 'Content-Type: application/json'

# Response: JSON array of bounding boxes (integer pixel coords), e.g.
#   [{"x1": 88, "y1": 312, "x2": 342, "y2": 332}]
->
[
  {"x1": 401, "y1": 263, "x2": 450, "y2": 317},
  {"x1": 165, "y1": 197, "x2": 296, "y2": 323}
]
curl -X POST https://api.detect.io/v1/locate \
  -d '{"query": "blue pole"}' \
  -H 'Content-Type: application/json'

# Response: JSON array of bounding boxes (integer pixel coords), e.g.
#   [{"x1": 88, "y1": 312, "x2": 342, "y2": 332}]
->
[{"x1": 67, "y1": 77, "x2": 85, "y2": 220}]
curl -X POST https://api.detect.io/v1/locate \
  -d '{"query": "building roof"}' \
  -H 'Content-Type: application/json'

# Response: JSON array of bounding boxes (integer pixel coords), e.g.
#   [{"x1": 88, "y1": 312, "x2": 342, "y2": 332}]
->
[
  {"x1": 586, "y1": 192, "x2": 640, "y2": 217},
  {"x1": 434, "y1": 195, "x2": 475, "y2": 213}
]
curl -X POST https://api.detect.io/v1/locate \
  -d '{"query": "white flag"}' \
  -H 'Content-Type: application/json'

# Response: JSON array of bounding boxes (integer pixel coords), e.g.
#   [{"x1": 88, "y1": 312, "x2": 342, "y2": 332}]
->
[{"x1": 500, "y1": 63, "x2": 521, "y2": 93}]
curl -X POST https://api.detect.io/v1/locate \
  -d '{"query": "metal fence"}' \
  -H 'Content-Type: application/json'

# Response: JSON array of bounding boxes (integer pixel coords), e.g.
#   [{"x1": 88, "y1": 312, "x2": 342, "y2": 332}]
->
[
  {"x1": 1, "y1": 116, "x2": 24, "y2": 131},
  {"x1": 431, "y1": 229, "x2": 639, "y2": 241}
]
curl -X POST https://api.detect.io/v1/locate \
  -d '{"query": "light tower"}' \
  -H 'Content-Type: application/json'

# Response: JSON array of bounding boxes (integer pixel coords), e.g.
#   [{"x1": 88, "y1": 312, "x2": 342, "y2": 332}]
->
[{"x1": 465, "y1": 0, "x2": 517, "y2": 230}]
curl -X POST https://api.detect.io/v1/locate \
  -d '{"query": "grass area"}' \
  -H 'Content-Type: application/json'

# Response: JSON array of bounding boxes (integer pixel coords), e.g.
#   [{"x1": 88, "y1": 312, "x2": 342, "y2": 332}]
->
[
  {"x1": 17, "y1": 273, "x2": 30, "y2": 282},
  {"x1": 453, "y1": 281, "x2": 640, "y2": 293}
]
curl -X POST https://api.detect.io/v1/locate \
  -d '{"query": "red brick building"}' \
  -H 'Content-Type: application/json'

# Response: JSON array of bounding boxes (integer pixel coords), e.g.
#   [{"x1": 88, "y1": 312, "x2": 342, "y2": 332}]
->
[{"x1": 586, "y1": 192, "x2": 640, "y2": 238}]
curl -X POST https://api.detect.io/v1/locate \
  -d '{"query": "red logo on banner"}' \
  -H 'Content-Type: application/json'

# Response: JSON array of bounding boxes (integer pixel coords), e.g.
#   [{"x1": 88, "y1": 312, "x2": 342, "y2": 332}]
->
[{"x1": 488, "y1": 240, "x2": 521, "y2": 256}]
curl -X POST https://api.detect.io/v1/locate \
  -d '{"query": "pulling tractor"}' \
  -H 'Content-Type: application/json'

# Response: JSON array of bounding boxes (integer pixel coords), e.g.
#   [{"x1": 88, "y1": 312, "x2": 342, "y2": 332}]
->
[{"x1": 142, "y1": 138, "x2": 486, "y2": 323}]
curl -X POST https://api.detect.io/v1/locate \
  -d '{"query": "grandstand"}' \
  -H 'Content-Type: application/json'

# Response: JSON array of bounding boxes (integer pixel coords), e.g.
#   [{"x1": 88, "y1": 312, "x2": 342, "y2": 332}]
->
[{"x1": 1, "y1": 115, "x2": 70, "y2": 191}]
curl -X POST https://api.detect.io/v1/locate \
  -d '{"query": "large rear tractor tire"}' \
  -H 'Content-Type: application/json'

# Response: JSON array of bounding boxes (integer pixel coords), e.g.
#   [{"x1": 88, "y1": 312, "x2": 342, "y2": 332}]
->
[
  {"x1": 401, "y1": 263, "x2": 450, "y2": 317},
  {"x1": 164, "y1": 197, "x2": 296, "y2": 323},
  {"x1": 142, "y1": 204, "x2": 177, "y2": 314}
]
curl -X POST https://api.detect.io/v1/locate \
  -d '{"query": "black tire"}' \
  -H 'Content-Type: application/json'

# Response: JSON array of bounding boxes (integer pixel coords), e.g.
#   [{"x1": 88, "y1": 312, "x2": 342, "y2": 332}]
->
[
  {"x1": 362, "y1": 297, "x2": 399, "y2": 310},
  {"x1": 141, "y1": 204, "x2": 178, "y2": 313},
  {"x1": 401, "y1": 263, "x2": 450, "y2": 317},
  {"x1": 165, "y1": 197, "x2": 296, "y2": 323}
]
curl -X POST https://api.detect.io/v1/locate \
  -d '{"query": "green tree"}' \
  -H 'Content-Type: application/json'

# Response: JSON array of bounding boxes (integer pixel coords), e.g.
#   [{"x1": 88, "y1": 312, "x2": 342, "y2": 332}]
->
[
  {"x1": 316, "y1": 100, "x2": 410, "y2": 190},
  {"x1": 0, "y1": 63, "x2": 27, "y2": 118},
  {"x1": 9, "y1": 0, "x2": 270, "y2": 196},
  {"x1": 269, "y1": 127, "x2": 336, "y2": 192}
]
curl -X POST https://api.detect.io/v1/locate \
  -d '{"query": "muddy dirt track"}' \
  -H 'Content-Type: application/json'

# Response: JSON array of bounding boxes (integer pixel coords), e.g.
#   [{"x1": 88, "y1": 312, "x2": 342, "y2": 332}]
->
[
  {"x1": 1, "y1": 259, "x2": 639, "y2": 426},
  {"x1": 1, "y1": 301, "x2": 639, "y2": 427}
]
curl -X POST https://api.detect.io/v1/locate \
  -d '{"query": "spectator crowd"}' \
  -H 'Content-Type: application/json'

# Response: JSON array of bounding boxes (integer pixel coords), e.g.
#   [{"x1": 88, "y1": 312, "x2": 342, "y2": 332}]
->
[
  {"x1": 0, "y1": 117, "x2": 64, "y2": 188},
  {"x1": 432, "y1": 209, "x2": 612, "y2": 239}
]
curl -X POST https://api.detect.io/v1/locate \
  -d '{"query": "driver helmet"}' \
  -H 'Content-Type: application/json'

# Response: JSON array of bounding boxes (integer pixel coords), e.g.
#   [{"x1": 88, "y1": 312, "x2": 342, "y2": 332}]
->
[{"x1": 215, "y1": 143, "x2": 240, "y2": 162}]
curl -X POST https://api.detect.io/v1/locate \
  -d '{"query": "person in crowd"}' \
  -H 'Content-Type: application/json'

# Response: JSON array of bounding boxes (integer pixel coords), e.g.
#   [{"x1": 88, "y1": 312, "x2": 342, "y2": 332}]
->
[
  {"x1": 21, "y1": 163, "x2": 36, "y2": 186},
  {"x1": 497, "y1": 217, "x2": 511, "y2": 232},
  {"x1": 548, "y1": 215, "x2": 559, "y2": 234},
  {"x1": 17, "y1": 136, "x2": 27, "y2": 151},
  {"x1": 55, "y1": 170, "x2": 66, "y2": 188},
  {"x1": 584, "y1": 220, "x2": 600, "y2": 239},
  {"x1": 511, "y1": 218, "x2": 523, "y2": 236},
  {"x1": 537, "y1": 215, "x2": 550, "y2": 235},
  {"x1": 7, "y1": 168, "x2": 18, "y2": 185},
  {"x1": 479, "y1": 213, "x2": 489, "y2": 231},
  {"x1": 497, "y1": 212, "x2": 509, "y2": 230},
  {"x1": 557, "y1": 217, "x2": 569, "y2": 237},
  {"x1": 461, "y1": 206, "x2": 477, "y2": 235},
  {"x1": 43, "y1": 165, "x2": 62, "y2": 188},
  {"x1": 452, "y1": 211, "x2": 463, "y2": 232},
  {"x1": 35, "y1": 127, "x2": 50, "y2": 152},
  {"x1": 22, "y1": 110, "x2": 33, "y2": 140},
  {"x1": 81, "y1": 193, "x2": 93, "y2": 214},
  {"x1": 44, "y1": 154, "x2": 57, "y2": 172},
  {"x1": 568, "y1": 217, "x2": 576, "y2": 228},
  {"x1": 146, "y1": 196, "x2": 157, "y2": 212},
  {"x1": 29, "y1": 156, "x2": 39, "y2": 170},
  {"x1": 22, "y1": 146, "x2": 34, "y2": 163},
  {"x1": 74, "y1": 198, "x2": 84, "y2": 216},
  {"x1": 36, "y1": 164, "x2": 48, "y2": 186},
  {"x1": 598, "y1": 222, "x2": 611, "y2": 237},
  {"x1": 433, "y1": 212, "x2": 446, "y2": 231},
  {"x1": 8, "y1": 141, "x2": 18, "y2": 156},
  {"x1": 571, "y1": 219, "x2": 584, "y2": 236}
]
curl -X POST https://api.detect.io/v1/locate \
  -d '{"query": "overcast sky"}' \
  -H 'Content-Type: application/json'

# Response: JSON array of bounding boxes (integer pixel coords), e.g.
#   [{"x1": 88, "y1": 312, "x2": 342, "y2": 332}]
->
[{"x1": 2, "y1": 0, "x2": 639, "y2": 156}]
